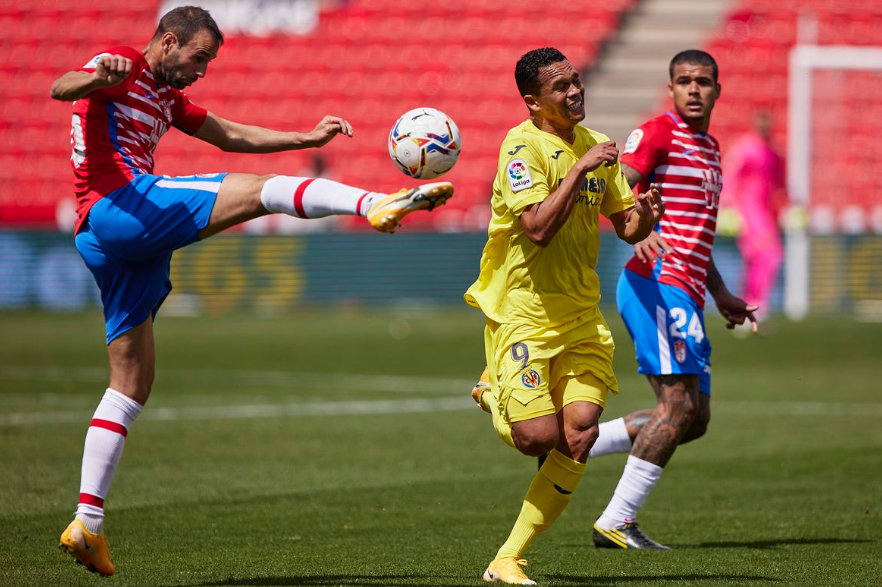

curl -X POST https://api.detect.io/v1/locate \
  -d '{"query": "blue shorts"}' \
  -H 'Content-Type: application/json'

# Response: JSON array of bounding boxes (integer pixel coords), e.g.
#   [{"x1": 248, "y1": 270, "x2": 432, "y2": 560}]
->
[
  {"x1": 616, "y1": 269, "x2": 712, "y2": 395},
  {"x1": 75, "y1": 173, "x2": 225, "y2": 344}
]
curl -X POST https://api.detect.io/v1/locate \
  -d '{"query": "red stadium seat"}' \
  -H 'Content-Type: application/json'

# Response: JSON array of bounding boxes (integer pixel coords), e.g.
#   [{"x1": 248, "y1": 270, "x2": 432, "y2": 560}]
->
[
  {"x1": 0, "y1": 0, "x2": 650, "y2": 227},
  {"x1": 689, "y1": 0, "x2": 882, "y2": 217}
]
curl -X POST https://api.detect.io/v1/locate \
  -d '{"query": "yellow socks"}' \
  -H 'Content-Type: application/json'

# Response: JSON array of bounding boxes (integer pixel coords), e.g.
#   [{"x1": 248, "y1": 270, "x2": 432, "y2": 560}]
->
[{"x1": 495, "y1": 449, "x2": 587, "y2": 559}]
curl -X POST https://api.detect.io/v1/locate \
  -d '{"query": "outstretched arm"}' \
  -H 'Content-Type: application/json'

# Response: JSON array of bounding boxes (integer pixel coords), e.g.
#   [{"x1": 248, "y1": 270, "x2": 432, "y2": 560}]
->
[
  {"x1": 194, "y1": 112, "x2": 354, "y2": 153},
  {"x1": 50, "y1": 54, "x2": 133, "y2": 101},
  {"x1": 707, "y1": 257, "x2": 759, "y2": 332}
]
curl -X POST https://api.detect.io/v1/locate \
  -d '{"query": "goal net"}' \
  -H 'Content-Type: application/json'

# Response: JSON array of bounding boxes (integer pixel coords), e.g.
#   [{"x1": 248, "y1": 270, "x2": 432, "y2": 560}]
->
[{"x1": 786, "y1": 45, "x2": 882, "y2": 320}]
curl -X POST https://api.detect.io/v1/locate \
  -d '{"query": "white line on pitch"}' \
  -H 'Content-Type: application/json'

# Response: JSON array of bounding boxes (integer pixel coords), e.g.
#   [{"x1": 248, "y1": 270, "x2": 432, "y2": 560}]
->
[
  {"x1": 0, "y1": 364, "x2": 474, "y2": 393},
  {"x1": 0, "y1": 397, "x2": 476, "y2": 426},
  {"x1": 1, "y1": 397, "x2": 882, "y2": 428}
]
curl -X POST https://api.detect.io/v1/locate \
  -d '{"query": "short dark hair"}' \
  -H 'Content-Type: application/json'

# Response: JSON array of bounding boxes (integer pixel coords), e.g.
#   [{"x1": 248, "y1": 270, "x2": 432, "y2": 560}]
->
[
  {"x1": 153, "y1": 6, "x2": 224, "y2": 47},
  {"x1": 669, "y1": 49, "x2": 718, "y2": 82},
  {"x1": 515, "y1": 47, "x2": 568, "y2": 96}
]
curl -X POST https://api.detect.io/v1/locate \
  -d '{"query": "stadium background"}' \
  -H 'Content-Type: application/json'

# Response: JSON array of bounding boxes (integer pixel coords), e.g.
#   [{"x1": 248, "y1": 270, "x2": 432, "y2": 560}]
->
[{"x1": 0, "y1": 0, "x2": 881, "y2": 317}]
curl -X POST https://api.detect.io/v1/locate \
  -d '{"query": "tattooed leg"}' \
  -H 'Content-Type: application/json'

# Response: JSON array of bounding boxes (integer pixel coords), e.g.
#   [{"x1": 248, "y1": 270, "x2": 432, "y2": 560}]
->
[
  {"x1": 629, "y1": 374, "x2": 700, "y2": 467},
  {"x1": 621, "y1": 388, "x2": 709, "y2": 445},
  {"x1": 679, "y1": 393, "x2": 711, "y2": 444},
  {"x1": 593, "y1": 375, "x2": 704, "y2": 537},
  {"x1": 622, "y1": 409, "x2": 654, "y2": 441}
]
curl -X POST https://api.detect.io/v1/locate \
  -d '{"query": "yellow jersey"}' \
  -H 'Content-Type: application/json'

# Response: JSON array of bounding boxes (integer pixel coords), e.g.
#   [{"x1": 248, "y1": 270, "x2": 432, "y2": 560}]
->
[{"x1": 465, "y1": 120, "x2": 635, "y2": 327}]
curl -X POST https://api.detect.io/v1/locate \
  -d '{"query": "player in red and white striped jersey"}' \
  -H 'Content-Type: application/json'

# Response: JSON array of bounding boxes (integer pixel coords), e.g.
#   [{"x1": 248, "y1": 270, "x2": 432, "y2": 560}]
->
[
  {"x1": 590, "y1": 51, "x2": 758, "y2": 550},
  {"x1": 621, "y1": 108, "x2": 723, "y2": 305},
  {"x1": 51, "y1": 6, "x2": 453, "y2": 577}
]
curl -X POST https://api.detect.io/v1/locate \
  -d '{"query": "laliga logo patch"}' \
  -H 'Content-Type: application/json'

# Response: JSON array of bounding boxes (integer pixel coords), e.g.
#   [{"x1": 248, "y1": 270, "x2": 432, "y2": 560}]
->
[
  {"x1": 509, "y1": 161, "x2": 526, "y2": 179},
  {"x1": 508, "y1": 159, "x2": 533, "y2": 192},
  {"x1": 623, "y1": 129, "x2": 643, "y2": 154},
  {"x1": 82, "y1": 53, "x2": 111, "y2": 70},
  {"x1": 674, "y1": 340, "x2": 687, "y2": 364},
  {"x1": 522, "y1": 369, "x2": 541, "y2": 389}
]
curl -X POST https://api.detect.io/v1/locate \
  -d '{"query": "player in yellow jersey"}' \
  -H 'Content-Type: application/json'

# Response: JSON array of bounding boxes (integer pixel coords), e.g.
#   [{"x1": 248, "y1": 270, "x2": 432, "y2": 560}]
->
[{"x1": 464, "y1": 48, "x2": 665, "y2": 585}]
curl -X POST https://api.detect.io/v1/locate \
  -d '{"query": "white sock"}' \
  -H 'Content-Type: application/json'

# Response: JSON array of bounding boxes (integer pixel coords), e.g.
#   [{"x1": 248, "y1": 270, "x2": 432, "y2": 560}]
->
[
  {"x1": 260, "y1": 176, "x2": 381, "y2": 218},
  {"x1": 75, "y1": 388, "x2": 142, "y2": 534},
  {"x1": 596, "y1": 455, "x2": 663, "y2": 530},
  {"x1": 588, "y1": 417, "x2": 632, "y2": 458},
  {"x1": 76, "y1": 512, "x2": 104, "y2": 534}
]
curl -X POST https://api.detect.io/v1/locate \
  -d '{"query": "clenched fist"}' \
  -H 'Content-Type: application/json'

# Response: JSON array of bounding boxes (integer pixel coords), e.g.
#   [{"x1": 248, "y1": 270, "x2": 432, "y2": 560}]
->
[
  {"x1": 581, "y1": 140, "x2": 618, "y2": 172},
  {"x1": 91, "y1": 54, "x2": 133, "y2": 88}
]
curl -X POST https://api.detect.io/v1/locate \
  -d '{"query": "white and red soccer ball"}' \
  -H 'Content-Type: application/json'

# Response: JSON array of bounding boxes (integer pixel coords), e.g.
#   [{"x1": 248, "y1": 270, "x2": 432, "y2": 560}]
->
[{"x1": 388, "y1": 107, "x2": 461, "y2": 180}]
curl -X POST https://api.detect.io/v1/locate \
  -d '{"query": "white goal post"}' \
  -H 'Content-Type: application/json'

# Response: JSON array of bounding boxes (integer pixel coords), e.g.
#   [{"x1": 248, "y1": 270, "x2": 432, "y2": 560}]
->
[{"x1": 785, "y1": 44, "x2": 882, "y2": 320}]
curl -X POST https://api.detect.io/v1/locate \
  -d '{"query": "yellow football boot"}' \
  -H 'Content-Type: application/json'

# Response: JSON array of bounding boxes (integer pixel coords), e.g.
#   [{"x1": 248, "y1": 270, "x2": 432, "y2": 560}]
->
[
  {"x1": 367, "y1": 182, "x2": 453, "y2": 233},
  {"x1": 59, "y1": 518, "x2": 115, "y2": 576},
  {"x1": 482, "y1": 557, "x2": 537, "y2": 585}
]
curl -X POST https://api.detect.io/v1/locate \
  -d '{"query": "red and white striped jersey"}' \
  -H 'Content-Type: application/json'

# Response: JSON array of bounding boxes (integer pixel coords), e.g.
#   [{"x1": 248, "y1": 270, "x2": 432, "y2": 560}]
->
[
  {"x1": 621, "y1": 111, "x2": 722, "y2": 307},
  {"x1": 69, "y1": 46, "x2": 208, "y2": 233}
]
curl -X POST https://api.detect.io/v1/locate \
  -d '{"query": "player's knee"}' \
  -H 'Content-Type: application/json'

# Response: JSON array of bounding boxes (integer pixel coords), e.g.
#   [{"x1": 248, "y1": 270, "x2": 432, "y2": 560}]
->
[
  {"x1": 659, "y1": 390, "x2": 699, "y2": 429},
  {"x1": 517, "y1": 434, "x2": 559, "y2": 457},
  {"x1": 678, "y1": 396, "x2": 700, "y2": 428},
  {"x1": 512, "y1": 420, "x2": 559, "y2": 457},
  {"x1": 682, "y1": 394, "x2": 700, "y2": 422},
  {"x1": 227, "y1": 173, "x2": 277, "y2": 199},
  {"x1": 254, "y1": 173, "x2": 278, "y2": 193}
]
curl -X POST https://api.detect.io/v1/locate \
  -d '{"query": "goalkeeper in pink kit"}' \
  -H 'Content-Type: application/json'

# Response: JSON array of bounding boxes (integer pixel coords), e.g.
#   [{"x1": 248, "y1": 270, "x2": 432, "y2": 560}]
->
[{"x1": 724, "y1": 111, "x2": 785, "y2": 317}]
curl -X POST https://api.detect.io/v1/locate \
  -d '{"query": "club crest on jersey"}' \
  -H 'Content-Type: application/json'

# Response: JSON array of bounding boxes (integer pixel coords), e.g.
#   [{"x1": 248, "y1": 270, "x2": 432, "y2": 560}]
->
[
  {"x1": 624, "y1": 129, "x2": 643, "y2": 154},
  {"x1": 508, "y1": 159, "x2": 533, "y2": 192},
  {"x1": 674, "y1": 340, "x2": 687, "y2": 364},
  {"x1": 159, "y1": 99, "x2": 173, "y2": 121},
  {"x1": 147, "y1": 117, "x2": 169, "y2": 147},
  {"x1": 701, "y1": 168, "x2": 722, "y2": 209},
  {"x1": 521, "y1": 369, "x2": 541, "y2": 389}
]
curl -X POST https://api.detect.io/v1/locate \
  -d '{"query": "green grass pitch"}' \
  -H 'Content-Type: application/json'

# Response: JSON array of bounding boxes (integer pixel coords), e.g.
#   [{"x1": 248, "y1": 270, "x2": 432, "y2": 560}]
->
[{"x1": 1, "y1": 308, "x2": 880, "y2": 586}]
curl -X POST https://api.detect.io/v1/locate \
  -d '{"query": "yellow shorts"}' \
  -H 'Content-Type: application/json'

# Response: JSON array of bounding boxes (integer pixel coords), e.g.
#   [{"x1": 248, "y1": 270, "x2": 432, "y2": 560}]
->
[{"x1": 483, "y1": 307, "x2": 618, "y2": 446}]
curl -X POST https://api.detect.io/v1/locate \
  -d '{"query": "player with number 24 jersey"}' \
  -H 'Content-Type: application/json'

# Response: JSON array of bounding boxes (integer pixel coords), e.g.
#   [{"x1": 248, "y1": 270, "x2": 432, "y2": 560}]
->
[{"x1": 618, "y1": 109, "x2": 722, "y2": 392}]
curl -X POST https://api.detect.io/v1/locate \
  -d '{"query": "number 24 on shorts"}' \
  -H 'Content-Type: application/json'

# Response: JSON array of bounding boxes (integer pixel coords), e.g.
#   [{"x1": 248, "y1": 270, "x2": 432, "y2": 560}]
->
[{"x1": 665, "y1": 306, "x2": 705, "y2": 343}]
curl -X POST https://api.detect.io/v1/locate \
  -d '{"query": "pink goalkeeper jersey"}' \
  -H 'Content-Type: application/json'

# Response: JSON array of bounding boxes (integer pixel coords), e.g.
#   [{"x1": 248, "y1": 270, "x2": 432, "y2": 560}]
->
[
  {"x1": 69, "y1": 46, "x2": 208, "y2": 234},
  {"x1": 621, "y1": 111, "x2": 722, "y2": 307}
]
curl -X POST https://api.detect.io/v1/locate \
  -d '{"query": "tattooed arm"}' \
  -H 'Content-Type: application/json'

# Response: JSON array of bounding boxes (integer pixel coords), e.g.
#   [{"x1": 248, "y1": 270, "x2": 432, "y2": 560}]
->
[{"x1": 622, "y1": 163, "x2": 643, "y2": 189}]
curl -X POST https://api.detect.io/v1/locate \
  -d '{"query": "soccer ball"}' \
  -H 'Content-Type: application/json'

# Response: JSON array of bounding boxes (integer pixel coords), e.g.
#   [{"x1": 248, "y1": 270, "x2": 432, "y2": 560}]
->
[{"x1": 388, "y1": 107, "x2": 461, "y2": 179}]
